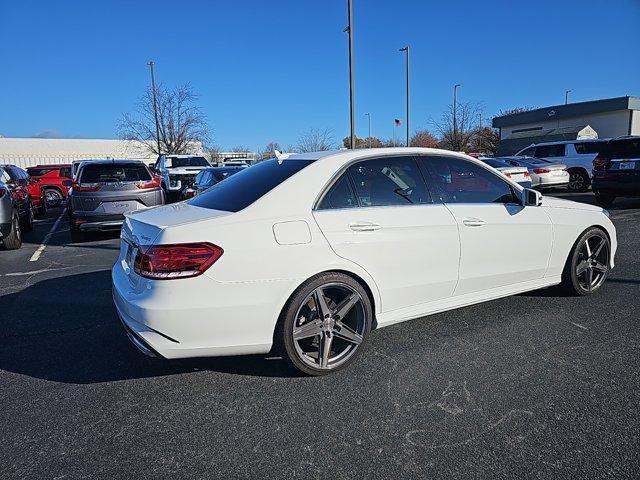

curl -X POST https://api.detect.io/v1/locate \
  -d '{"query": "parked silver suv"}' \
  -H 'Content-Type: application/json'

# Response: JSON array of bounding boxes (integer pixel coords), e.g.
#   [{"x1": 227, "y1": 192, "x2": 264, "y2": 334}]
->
[
  {"x1": 68, "y1": 160, "x2": 164, "y2": 242},
  {"x1": 152, "y1": 154, "x2": 210, "y2": 200}
]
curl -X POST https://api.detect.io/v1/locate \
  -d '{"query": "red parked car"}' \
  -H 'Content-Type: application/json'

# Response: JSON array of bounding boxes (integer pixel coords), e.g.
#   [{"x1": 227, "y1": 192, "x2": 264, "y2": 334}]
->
[{"x1": 26, "y1": 164, "x2": 72, "y2": 211}]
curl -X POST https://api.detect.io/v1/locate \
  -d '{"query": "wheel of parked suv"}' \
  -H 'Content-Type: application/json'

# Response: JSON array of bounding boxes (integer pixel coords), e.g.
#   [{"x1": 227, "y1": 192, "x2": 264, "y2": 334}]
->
[
  {"x1": 44, "y1": 188, "x2": 63, "y2": 207},
  {"x1": 278, "y1": 272, "x2": 372, "y2": 376},
  {"x1": 2, "y1": 211, "x2": 22, "y2": 250},
  {"x1": 562, "y1": 227, "x2": 610, "y2": 296},
  {"x1": 567, "y1": 169, "x2": 590, "y2": 192},
  {"x1": 594, "y1": 192, "x2": 616, "y2": 208},
  {"x1": 21, "y1": 202, "x2": 34, "y2": 232}
]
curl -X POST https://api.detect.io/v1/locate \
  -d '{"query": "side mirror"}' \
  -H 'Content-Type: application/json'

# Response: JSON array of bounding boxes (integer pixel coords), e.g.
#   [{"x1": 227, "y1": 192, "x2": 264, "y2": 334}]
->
[
  {"x1": 164, "y1": 158, "x2": 172, "y2": 168},
  {"x1": 61, "y1": 179, "x2": 73, "y2": 187},
  {"x1": 148, "y1": 163, "x2": 156, "y2": 171},
  {"x1": 522, "y1": 188, "x2": 542, "y2": 206}
]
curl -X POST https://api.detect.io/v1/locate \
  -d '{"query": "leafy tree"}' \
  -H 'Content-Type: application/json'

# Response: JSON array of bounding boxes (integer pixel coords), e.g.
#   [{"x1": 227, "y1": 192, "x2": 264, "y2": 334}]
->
[{"x1": 410, "y1": 130, "x2": 439, "y2": 148}]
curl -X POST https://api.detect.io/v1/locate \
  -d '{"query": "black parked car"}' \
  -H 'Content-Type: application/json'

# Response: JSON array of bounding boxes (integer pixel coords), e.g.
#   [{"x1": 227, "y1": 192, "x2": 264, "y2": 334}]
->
[
  {"x1": 592, "y1": 137, "x2": 640, "y2": 207},
  {"x1": 180, "y1": 166, "x2": 247, "y2": 199}
]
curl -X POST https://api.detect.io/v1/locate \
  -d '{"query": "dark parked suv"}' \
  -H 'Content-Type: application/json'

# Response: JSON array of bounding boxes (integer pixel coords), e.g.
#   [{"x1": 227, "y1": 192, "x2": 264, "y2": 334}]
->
[
  {"x1": 592, "y1": 137, "x2": 640, "y2": 207},
  {"x1": 1, "y1": 165, "x2": 34, "y2": 250},
  {"x1": 68, "y1": 160, "x2": 164, "y2": 241}
]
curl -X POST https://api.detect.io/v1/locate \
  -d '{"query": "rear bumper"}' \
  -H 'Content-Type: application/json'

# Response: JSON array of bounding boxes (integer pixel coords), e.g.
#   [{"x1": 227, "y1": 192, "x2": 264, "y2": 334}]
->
[
  {"x1": 111, "y1": 254, "x2": 295, "y2": 359},
  {"x1": 592, "y1": 177, "x2": 640, "y2": 196},
  {"x1": 71, "y1": 213, "x2": 125, "y2": 231}
]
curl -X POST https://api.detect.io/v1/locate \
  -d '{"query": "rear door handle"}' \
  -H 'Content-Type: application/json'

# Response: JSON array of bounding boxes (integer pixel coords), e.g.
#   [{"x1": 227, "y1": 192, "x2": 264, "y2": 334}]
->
[
  {"x1": 462, "y1": 217, "x2": 486, "y2": 227},
  {"x1": 350, "y1": 222, "x2": 381, "y2": 232}
]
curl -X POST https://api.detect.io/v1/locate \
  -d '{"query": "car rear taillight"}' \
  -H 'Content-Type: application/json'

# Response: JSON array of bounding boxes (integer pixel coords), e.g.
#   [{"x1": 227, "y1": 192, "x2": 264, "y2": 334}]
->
[
  {"x1": 504, "y1": 172, "x2": 512, "y2": 177},
  {"x1": 523, "y1": 171, "x2": 530, "y2": 177},
  {"x1": 72, "y1": 181, "x2": 102, "y2": 192},
  {"x1": 134, "y1": 243, "x2": 223, "y2": 280},
  {"x1": 533, "y1": 168, "x2": 551, "y2": 174},
  {"x1": 136, "y1": 177, "x2": 161, "y2": 189},
  {"x1": 592, "y1": 155, "x2": 611, "y2": 171}
]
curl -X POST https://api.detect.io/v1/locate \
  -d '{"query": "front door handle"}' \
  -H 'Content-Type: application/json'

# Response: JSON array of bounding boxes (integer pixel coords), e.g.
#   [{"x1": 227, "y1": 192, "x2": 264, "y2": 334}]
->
[
  {"x1": 462, "y1": 217, "x2": 486, "y2": 227},
  {"x1": 350, "y1": 222, "x2": 381, "y2": 232}
]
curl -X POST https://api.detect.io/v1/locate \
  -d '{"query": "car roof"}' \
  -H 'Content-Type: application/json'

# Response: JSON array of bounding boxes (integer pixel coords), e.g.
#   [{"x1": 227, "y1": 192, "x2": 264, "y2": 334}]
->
[
  {"x1": 28, "y1": 164, "x2": 72, "y2": 168},
  {"x1": 79, "y1": 159, "x2": 145, "y2": 166},
  {"x1": 284, "y1": 147, "x2": 475, "y2": 163}
]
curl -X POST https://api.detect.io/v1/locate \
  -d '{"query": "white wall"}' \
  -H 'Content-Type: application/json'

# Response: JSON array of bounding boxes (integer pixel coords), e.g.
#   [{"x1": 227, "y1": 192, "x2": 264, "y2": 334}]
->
[
  {"x1": 632, "y1": 111, "x2": 640, "y2": 136},
  {"x1": 500, "y1": 110, "x2": 632, "y2": 139},
  {"x1": 0, "y1": 138, "x2": 203, "y2": 168}
]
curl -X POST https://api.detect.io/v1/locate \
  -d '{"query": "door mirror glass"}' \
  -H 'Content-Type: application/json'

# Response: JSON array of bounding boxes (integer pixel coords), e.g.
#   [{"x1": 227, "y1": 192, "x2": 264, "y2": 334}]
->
[{"x1": 523, "y1": 188, "x2": 542, "y2": 206}]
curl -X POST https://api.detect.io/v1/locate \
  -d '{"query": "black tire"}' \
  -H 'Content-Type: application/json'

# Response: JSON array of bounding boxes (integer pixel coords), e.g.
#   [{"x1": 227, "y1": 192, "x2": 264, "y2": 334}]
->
[
  {"x1": 561, "y1": 227, "x2": 610, "y2": 296},
  {"x1": 43, "y1": 188, "x2": 63, "y2": 207},
  {"x1": 38, "y1": 199, "x2": 47, "y2": 216},
  {"x1": 2, "y1": 212, "x2": 22, "y2": 250},
  {"x1": 567, "y1": 168, "x2": 590, "y2": 192},
  {"x1": 594, "y1": 192, "x2": 615, "y2": 208},
  {"x1": 276, "y1": 272, "x2": 373, "y2": 376},
  {"x1": 70, "y1": 228, "x2": 85, "y2": 243},
  {"x1": 21, "y1": 202, "x2": 34, "y2": 232}
]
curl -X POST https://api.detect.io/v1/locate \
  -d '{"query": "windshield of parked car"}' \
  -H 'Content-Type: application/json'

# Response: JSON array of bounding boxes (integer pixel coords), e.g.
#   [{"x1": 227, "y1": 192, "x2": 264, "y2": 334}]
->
[
  {"x1": 27, "y1": 167, "x2": 55, "y2": 177},
  {"x1": 482, "y1": 158, "x2": 510, "y2": 168},
  {"x1": 189, "y1": 159, "x2": 314, "y2": 212},
  {"x1": 80, "y1": 163, "x2": 152, "y2": 183},
  {"x1": 167, "y1": 156, "x2": 209, "y2": 168}
]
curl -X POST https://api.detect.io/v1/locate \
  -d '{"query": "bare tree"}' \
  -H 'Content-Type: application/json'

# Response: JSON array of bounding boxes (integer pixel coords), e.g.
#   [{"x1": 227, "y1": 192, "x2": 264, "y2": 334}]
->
[
  {"x1": 231, "y1": 145, "x2": 250, "y2": 153},
  {"x1": 410, "y1": 130, "x2": 439, "y2": 148},
  {"x1": 204, "y1": 144, "x2": 222, "y2": 164},
  {"x1": 119, "y1": 83, "x2": 210, "y2": 155},
  {"x1": 432, "y1": 101, "x2": 483, "y2": 152},
  {"x1": 296, "y1": 128, "x2": 335, "y2": 153},
  {"x1": 468, "y1": 127, "x2": 500, "y2": 155},
  {"x1": 259, "y1": 141, "x2": 282, "y2": 160},
  {"x1": 497, "y1": 106, "x2": 537, "y2": 116},
  {"x1": 342, "y1": 135, "x2": 384, "y2": 149}
]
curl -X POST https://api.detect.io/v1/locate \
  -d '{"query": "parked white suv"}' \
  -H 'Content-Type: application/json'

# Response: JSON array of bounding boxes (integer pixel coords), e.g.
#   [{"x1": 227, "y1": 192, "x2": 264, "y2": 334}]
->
[
  {"x1": 152, "y1": 155, "x2": 211, "y2": 200},
  {"x1": 515, "y1": 139, "x2": 608, "y2": 192}
]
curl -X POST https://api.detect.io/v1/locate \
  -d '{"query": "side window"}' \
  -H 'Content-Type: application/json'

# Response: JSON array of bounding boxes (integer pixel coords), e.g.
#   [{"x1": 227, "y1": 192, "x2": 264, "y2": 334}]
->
[
  {"x1": 535, "y1": 144, "x2": 565, "y2": 158},
  {"x1": 317, "y1": 174, "x2": 357, "y2": 210},
  {"x1": 420, "y1": 156, "x2": 518, "y2": 204},
  {"x1": 518, "y1": 146, "x2": 535, "y2": 157},
  {"x1": 574, "y1": 142, "x2": 605, "y2": 155},
  {"x1": 346, "y1": 156, "x2": 431, "y2": 207},
  {"x1": 60, "y1": 167, "x2": 72, "y2": 178}
]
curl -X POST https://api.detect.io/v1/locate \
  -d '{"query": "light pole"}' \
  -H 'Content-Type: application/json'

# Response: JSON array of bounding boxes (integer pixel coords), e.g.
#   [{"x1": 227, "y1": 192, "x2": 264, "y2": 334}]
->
[
  {"x1": 346, "y1": 0, "x2": 356, "y2": 149},
  {"x1": 565, "y1": 89, "x2": 572, "y2": 105},
  {"x1": 478, "y1": 113, "x2": 483, "y2": 153},
  {"x1": 147, "y1": 61, "x2": 161, "y2": 155},
  {"x1": 399, "y1": 46, "x2": 410, "y2": 147},
  {"x1": 365, "y1": 112, "x2": 371, "y2": 148},
  {"x1": 453, "y1": 84, "x2": 461, "y2": 150}
]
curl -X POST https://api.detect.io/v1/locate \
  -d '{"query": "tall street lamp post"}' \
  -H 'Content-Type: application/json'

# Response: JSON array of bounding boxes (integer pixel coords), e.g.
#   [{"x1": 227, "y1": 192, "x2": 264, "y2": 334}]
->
[
  {"x1": 453, "y1": 84, "x2": 461, "y2": 150},
  {"x1": 565, "y1": 89, "x2": 572, "y2": 105},
  {"x1": 346, "y1": 0, "x2": 356, "y2": 149},
  {"x1": 365, "y1": 112, "x2": 371, "y2": 148},
  {"x1": 147, "y1": 61, "x2": 161, "y2": 155},
  {"x1": 399, "y1": 46, "x2": 410, "y2": 147}
]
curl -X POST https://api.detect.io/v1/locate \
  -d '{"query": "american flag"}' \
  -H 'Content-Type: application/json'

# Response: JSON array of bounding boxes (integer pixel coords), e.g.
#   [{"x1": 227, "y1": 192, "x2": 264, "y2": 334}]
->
[{"x1": 394, "y1": 119, "x2": 402, "y2": 126}]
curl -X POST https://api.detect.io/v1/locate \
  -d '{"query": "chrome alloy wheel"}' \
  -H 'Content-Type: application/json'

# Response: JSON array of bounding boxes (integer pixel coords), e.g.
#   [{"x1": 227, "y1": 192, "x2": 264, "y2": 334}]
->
[
  {"x1": 575, "y1": 232, "x2": 610, "y2": 293},
  {"x1": 292, "y1": 282, "x2": 366, "y2": 370}
]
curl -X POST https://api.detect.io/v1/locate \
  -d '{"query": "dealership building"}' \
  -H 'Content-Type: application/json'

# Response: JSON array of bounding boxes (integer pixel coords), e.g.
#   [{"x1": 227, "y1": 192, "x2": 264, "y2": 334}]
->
[{"x1": 492, "y1": 96, "x2": 640, "y2": 155}]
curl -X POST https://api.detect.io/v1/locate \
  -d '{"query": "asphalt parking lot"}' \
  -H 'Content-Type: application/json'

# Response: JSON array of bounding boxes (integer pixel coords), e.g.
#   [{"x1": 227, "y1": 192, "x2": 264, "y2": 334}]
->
[{"x1": 2, "y1": 193, "x2": 639, "y2": 479}]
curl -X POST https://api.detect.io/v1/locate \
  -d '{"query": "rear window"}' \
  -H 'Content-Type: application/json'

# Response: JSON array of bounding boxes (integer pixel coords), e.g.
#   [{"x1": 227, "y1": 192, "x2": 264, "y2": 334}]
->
[
  {"x1": 189, "y1": 159, "x2": 314, "y2": 212},
  {"x1": 27, "y1": 168, "x2": 54, "y2": 177},
  {"x1": 80, "y1": 163, "x2": 151, "y2": 183},
  {"x1": 574, "y1": 142, "x2": 605, "y2": 155},
  {"x1": 482, "y1": 158, "x2": 509, "y2": 168},
  {"x1": 603, "y1": 139, "x2": 640, "y2": 159},
  {"x1": 168, "y1": 156, "x2": 209, "y2": 167},
  {"x1": 534, "y1": 144, "x2": 565, "y2": 158}
]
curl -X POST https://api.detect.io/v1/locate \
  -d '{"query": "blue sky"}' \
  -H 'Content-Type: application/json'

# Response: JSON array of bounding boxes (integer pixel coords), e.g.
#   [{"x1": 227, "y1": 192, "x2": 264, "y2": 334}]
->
[{"x1": 1, "y1": 0, "x2": 639, "y2": 150}]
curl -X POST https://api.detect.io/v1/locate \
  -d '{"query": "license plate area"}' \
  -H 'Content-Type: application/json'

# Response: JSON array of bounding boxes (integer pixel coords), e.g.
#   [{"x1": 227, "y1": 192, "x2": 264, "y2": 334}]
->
[
  {"x1": 102, "y1": 201, "x2": 140, "y2": 214},
  {"x1": 618, "y1": 161, "x2": 636, "y2": 170}
]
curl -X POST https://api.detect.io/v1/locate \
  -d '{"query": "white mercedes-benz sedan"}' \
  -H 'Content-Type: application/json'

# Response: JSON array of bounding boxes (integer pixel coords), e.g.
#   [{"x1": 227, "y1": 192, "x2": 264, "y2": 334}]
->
[{"x1": 112, "y1": 148, "x2": 617, "y2": 375}]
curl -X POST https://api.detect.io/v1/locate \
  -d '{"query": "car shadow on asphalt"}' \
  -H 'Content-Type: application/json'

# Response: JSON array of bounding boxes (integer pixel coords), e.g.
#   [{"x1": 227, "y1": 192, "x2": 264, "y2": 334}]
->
[{"x1": 0, "y1": 270, "x2": 300, "y2": 384}]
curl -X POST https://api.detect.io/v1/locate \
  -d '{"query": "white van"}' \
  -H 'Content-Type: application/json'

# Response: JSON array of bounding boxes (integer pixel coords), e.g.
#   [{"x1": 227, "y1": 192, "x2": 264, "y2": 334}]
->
[{"x1": 515, "y1": 139, "x2": 608, "y2": 191}]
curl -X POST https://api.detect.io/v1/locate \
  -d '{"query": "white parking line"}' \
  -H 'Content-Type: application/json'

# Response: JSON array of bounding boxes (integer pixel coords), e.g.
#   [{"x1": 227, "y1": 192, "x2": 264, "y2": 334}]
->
[{"x1": 29, "y1": 208, "x2": 67, "y2": 262}]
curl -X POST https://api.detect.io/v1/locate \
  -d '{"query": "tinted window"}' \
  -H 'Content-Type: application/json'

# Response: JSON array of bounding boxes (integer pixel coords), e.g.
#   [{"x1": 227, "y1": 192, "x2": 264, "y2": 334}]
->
[
  {"x1": 27, "y1": 168, "x2": 54, "y2": 177},
  {"x1": 189, "y1": 159, "x2": 313, "y2": 212},
  {"x1": 481, "y1": 158, "x2": 510, "y2": 168},
  {"x1": 80, "y1": 163, "x2": 151, "y2": 183},
  {"x1": 60, "y1": 167, "x2": 72, "y2": 178},
  {"x1": 168, "y1": 156, "x2": 209, "y2": 168},
  {"x1": 317, "y1": 174, "x2": 357, "y2": 210},
  {"x1": 196, "y1": 170, "x2": 213, "y2": 186},
  {"x1": 518, "y1": 147, "x2": 535, "y2": 157},
  {"x1": 603, "y1": 139, "x2": 640, "y2": 159},
  {"x1": 420, "y1": 156, "x2": 518, "y2": 204},
  {"x1": 212, "y1": 168, "x2": 242, "y2": 182},
  {"x1": 574, "y1": 142, "x2": 605, "y2": 155},
  {"x1": 534, "y1": 144, "x2": 565, "y2": 158},
  {"x1": 346, "y1": 157, "x2": 431, "y2": 207}
]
